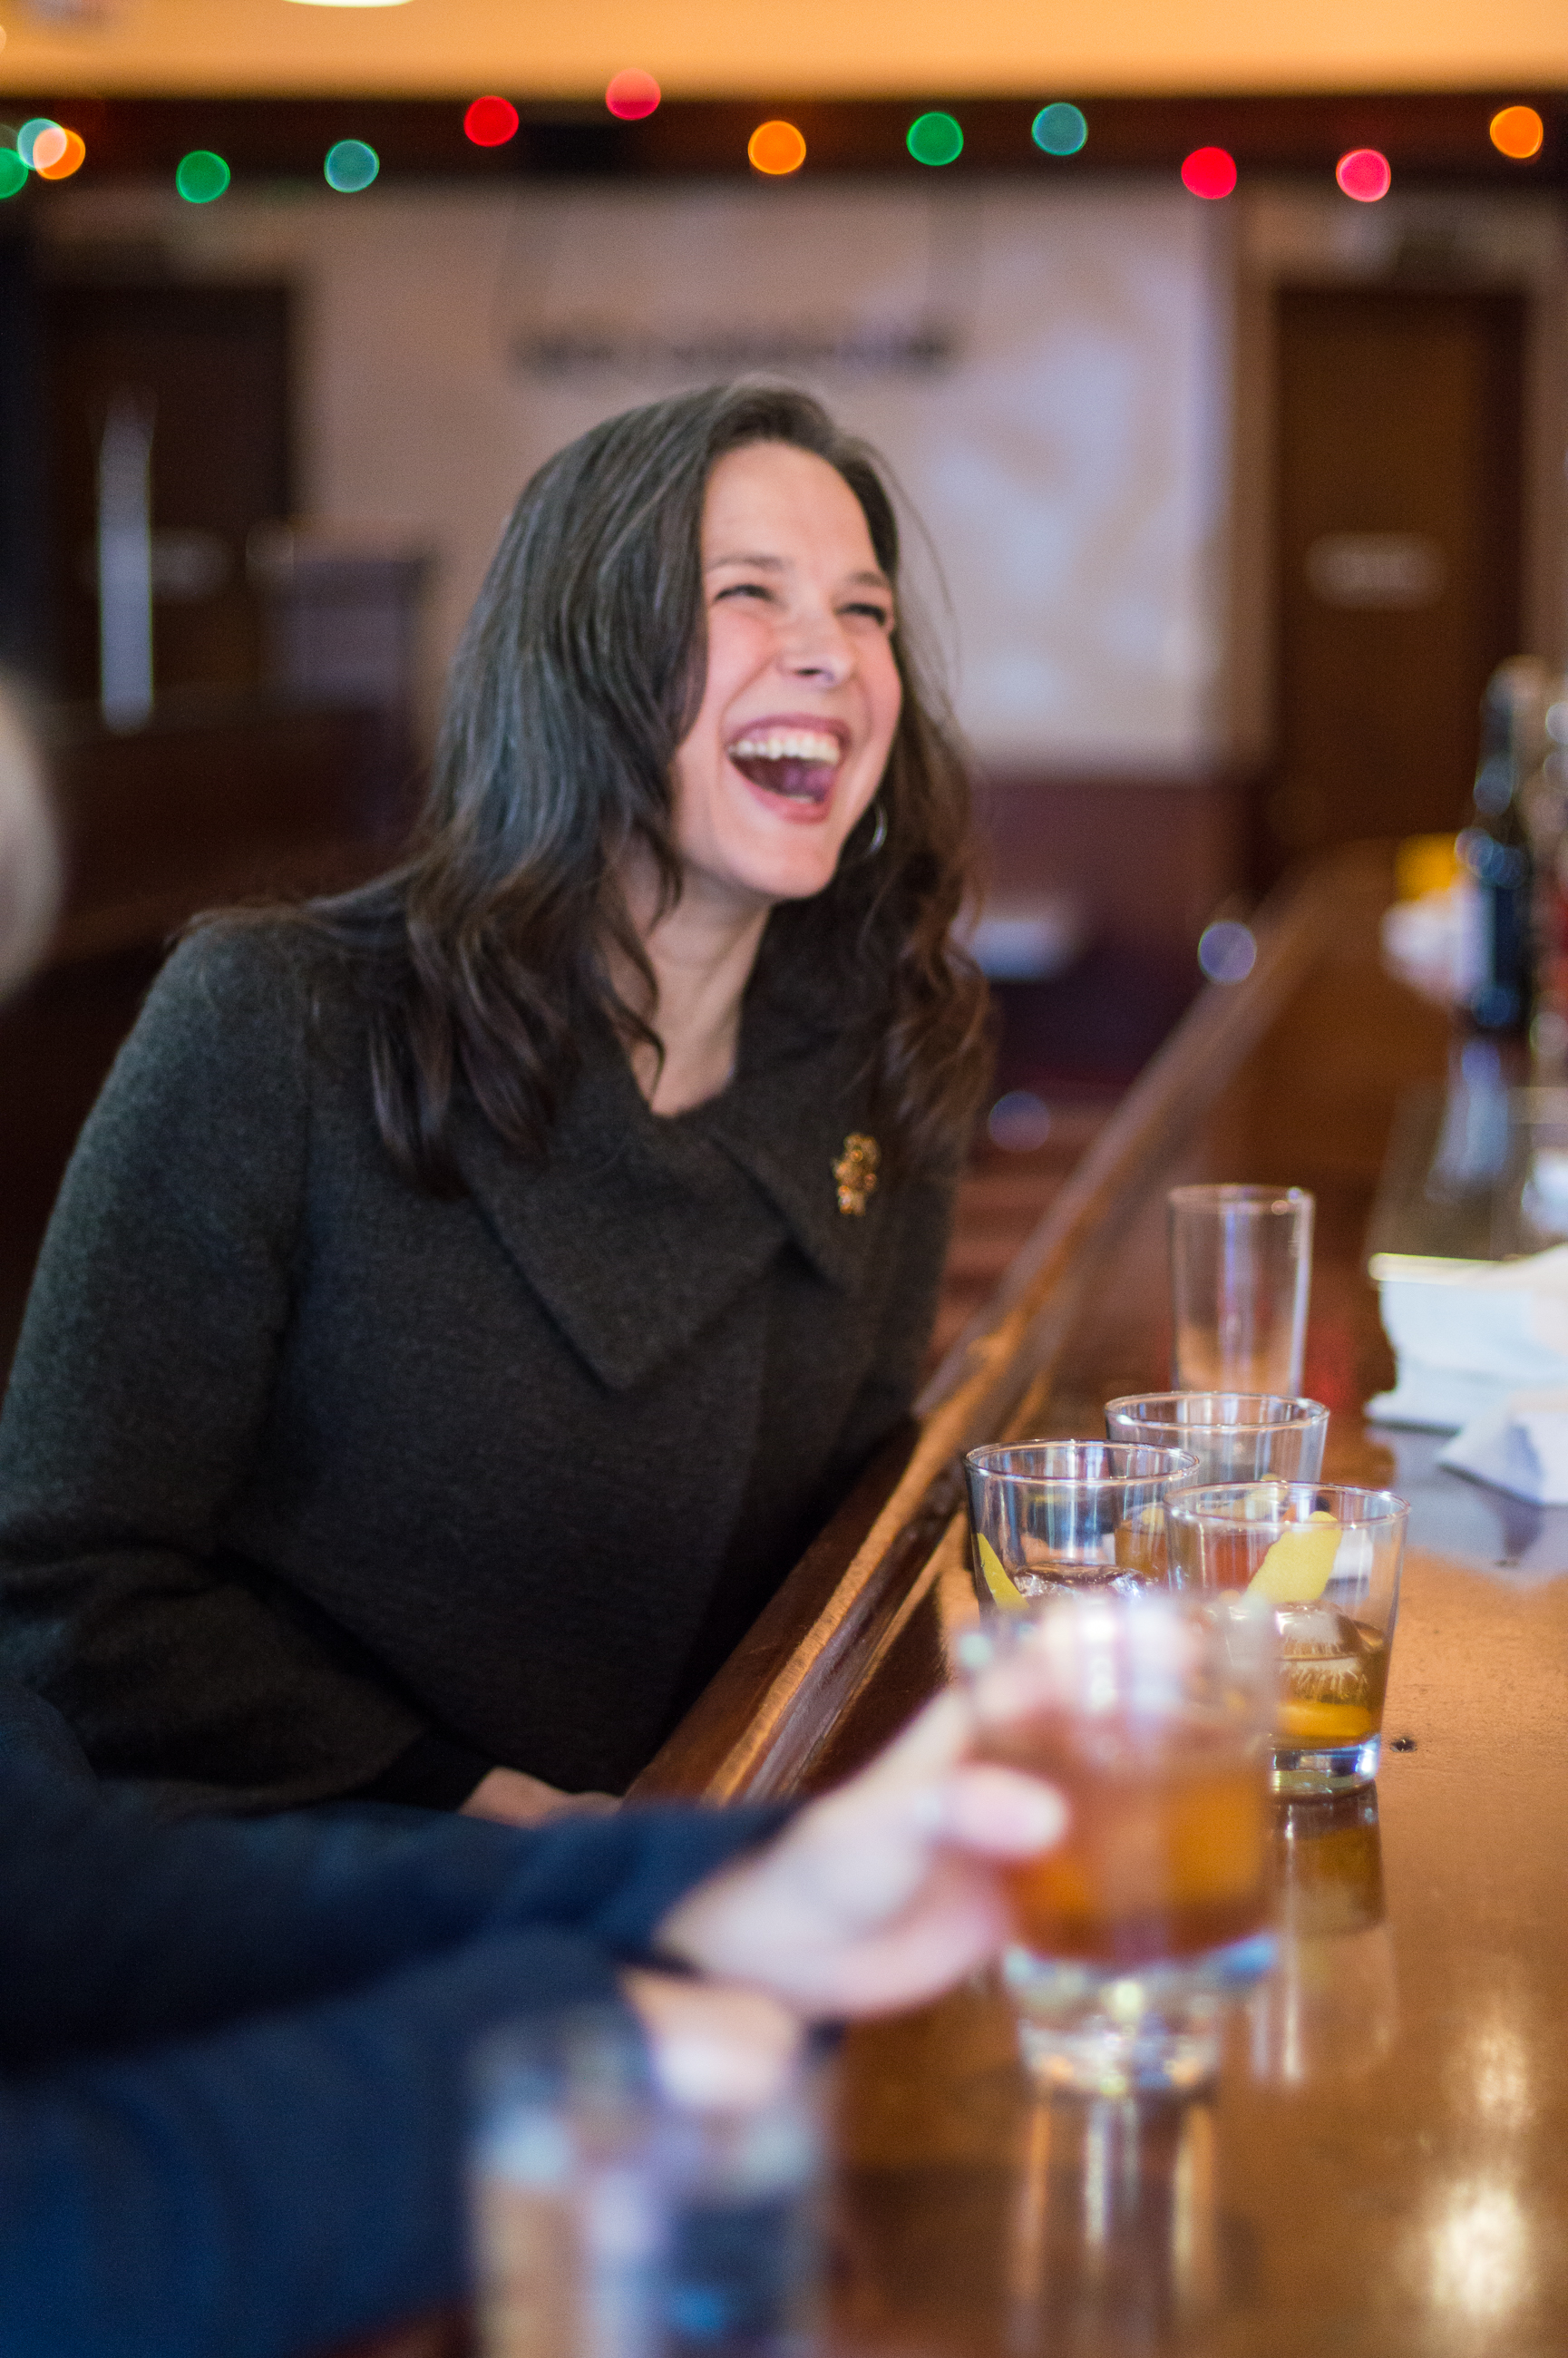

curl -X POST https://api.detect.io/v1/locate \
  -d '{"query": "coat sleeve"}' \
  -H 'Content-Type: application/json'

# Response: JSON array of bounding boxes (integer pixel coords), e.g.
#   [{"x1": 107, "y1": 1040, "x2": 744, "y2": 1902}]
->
[
  {"x1": 0, "y1": 1789, "x2": 786, "y2": 2358},
  {"x1": 0, "y1": 1763, "x2": 785, "y2": 2068},
  {"x1": 0, "y1": 928, "x2": 428, "y2": 1810}
]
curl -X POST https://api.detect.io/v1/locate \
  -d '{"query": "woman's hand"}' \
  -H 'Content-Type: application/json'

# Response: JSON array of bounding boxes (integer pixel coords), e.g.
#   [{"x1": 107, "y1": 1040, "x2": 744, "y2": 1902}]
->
[
  {"x1": 654, "y1": 1684, "x2": 1065, "y2": 2020},
  {"x1": 461, "y1": 1768, "x2": 620, "y2": 1827}
]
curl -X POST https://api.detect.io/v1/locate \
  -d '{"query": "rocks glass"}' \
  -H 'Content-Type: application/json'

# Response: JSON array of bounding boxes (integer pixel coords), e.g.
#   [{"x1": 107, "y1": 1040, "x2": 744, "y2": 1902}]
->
[
  {"x1": 1165, "y1": 1482, "x2": 1408, "y2": 1794},
  {"x1": 963, "y1": 1441, "x2": 1199, "y2": 1612},
  {"x1": 959, "y1": 1590, "x2": 1278, "y2": 2095},
  {"x1": 1105, "y1": 1391, "x2": 1329, "y2": 1486}
]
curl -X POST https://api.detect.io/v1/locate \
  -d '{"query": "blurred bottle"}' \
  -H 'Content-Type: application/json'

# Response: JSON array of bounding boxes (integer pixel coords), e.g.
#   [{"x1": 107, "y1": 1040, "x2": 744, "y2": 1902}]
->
[
  {"x1": 1460, "y1": 658, "x2": 1552, "y2": 1037},
  {"x1": 1524, "y1": 677, "x2": 1568, "y2": 1073}
]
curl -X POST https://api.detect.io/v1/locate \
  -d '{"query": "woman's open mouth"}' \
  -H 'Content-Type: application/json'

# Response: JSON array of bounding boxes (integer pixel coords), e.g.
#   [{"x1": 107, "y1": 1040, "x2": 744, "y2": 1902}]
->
[{"x1": 725, "y1": 723, "x2": 847, "y2": 811}]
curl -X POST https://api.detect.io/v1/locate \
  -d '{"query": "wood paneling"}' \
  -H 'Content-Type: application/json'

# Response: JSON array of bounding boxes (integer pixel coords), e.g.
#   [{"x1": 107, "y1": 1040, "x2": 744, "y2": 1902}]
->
[
  {"x1": 0, "y1": 694, "x2": 408, "y2": 1373},
  {"x1": 41, "y1": 280, "x2": 292, "y2": 704},
  {"x1": 1269, "y1": 287, "x2": 1525, "y2": 863}
]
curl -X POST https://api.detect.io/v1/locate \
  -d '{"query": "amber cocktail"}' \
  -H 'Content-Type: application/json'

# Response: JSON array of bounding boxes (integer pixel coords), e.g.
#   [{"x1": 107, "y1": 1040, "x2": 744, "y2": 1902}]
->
[
  {"x1": 1165, "y1": 1483, "x2": 1407, "y2": 1796},
  {"x1": 961, "y1": 1592, "x2": 1276, "y2": 2095}
]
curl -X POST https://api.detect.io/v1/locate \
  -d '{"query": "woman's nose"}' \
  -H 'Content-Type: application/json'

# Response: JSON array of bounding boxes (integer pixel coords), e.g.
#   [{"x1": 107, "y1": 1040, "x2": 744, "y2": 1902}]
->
[{"x1": 778, "y1": 603, "x2": 853, "y2": 686}]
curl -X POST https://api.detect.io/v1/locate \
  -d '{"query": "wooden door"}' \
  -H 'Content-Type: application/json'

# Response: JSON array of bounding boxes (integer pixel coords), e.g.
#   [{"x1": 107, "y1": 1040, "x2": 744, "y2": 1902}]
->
[
  {"x1": 1267, "y1": 287, "x2": 1524, "y2": 871},
  {"x1": 41, "y1": 281, "x2": 292, "y2": 704}
]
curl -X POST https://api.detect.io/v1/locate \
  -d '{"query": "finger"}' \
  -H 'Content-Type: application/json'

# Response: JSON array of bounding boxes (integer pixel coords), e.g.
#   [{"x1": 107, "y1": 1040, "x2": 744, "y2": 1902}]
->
[
  {"x1": 790, "y1": 1869, "x2": 1015, "y2": 2018},
  {"x1": 918, "y1": 1764, "x2": 1066, "y2": 1856}
]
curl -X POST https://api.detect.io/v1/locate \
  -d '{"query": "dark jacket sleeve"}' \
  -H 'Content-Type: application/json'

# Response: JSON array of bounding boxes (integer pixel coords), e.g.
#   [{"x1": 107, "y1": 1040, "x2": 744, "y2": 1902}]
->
[
  {"x1": 0, "y1": 1770, "x2": 785, "y2": 2358},
  {"x1": 0, "y1": 1762, "x2": 786, "y2": 2068},
  {"x1": 0, "y1": 930, "x2": 430, "y2": 1807}
]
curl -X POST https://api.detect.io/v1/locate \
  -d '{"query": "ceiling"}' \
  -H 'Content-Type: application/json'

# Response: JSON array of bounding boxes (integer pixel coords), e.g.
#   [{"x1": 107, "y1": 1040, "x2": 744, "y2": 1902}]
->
[{"x1": 1, "y1": 0, "x2": 1566, "y2": 101}]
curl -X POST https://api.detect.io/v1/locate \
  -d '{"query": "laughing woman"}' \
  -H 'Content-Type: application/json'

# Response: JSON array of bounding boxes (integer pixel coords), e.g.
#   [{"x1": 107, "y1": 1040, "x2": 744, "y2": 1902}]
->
[{"x1": 0, "y1": 385, "x2": 988, "y2": 1823}]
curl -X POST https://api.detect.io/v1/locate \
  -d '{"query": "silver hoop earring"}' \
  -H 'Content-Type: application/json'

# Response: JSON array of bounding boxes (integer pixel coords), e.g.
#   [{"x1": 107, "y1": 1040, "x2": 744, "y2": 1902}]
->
[{"x1": 862, "y1": 801, "x2": 888, "y2": 859}]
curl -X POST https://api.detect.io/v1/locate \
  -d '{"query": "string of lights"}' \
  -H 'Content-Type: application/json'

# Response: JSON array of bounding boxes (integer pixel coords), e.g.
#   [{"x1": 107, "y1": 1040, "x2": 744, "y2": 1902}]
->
[{"x1": 0, "y1": 92, "x2": 1551, "y2": 202}]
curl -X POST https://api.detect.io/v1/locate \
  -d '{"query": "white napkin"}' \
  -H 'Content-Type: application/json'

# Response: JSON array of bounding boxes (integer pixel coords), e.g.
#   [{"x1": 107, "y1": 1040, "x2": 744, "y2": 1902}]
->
[
  {"x1": 1368, "y1": 1247, "x2": 1568, "y2": 1430},
  {"x1": 1439, "y1": 1388, "x2": 1568, "y2": 1505}
]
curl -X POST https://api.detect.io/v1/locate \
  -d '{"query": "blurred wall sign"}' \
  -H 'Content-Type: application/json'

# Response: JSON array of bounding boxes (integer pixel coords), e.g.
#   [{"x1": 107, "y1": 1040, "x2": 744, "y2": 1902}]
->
[
  {"x1": 97, "y1": 393, "x2": 154, "y2": 730},
  {"x1": 494, "y1": 186, "x2": 1223, "y2": 770},
  {"x1": 501, "y1": 190, "x2": 973, "y2": 385},
  {"x1": 1305, "y1": 532, "x2": 1447, "y2": 610}
]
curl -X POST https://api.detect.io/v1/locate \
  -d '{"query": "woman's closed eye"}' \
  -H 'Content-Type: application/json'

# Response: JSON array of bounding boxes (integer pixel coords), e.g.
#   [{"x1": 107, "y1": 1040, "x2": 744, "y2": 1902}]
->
[{"x1": 841, "y1": 599, "x2": 893, "y2": 630}]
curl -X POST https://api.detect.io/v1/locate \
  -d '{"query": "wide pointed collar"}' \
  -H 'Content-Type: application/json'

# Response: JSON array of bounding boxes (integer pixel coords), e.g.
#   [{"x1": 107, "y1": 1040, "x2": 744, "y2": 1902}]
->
[{"x1": 450, "y1": 987, "x2": 884, "y2": 1394}]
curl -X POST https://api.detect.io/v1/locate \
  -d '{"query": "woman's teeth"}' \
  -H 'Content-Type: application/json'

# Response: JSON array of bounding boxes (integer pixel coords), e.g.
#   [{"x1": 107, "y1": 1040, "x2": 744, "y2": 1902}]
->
[
  {"x1": 726, "y1": 728, "x2": 843, "y2": 805},
  {"x1": 726, "y1": 728, "x2": 843, "y2": 766}
]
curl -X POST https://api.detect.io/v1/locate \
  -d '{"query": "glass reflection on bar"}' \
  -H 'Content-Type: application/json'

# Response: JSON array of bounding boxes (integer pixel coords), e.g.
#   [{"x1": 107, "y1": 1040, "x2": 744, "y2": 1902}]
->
[
  {"x1": 1247, "y1": 1788, "x2": 1398, "y2": 2088},
  {"x1": 1008, "y1": 2092, "x2": 1222, "y2": 2350}
]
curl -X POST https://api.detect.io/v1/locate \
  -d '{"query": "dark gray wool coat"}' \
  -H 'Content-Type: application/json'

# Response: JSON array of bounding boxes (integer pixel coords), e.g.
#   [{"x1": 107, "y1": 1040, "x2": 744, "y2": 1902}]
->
[{"x1": 0, "y1": 925, "x2": 956, "y2": 1816}]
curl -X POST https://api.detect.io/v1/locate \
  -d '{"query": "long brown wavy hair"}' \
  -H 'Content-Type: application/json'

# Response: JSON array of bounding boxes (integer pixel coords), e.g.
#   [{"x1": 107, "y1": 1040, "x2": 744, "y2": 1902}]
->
[{"x1": 287, "y1": 384, "x2": 989, "y2": 1193}]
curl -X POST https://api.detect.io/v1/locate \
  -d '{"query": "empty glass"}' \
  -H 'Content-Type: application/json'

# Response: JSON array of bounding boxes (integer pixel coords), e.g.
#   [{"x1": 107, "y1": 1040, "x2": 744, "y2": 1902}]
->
[
  {"x1": 1168, "y1": 1184, "x2": 1314, "y2": 1395},
  {"x1": 1105, "y1": 1392, "x2": 1329, "y2": 1486},
  {"x1": 963, "y1": 1441, "x2": 1198, "y2": 1612}
]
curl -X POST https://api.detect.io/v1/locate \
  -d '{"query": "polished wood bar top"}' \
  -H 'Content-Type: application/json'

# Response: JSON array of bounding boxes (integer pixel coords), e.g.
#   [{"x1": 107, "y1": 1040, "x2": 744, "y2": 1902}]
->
[
  {"x1": 824, "y1": 854, "x2": 1568, "y2": 2354},
  {"x1": 341, "y1": 852, "x2": 1568, "y2": 2358}
]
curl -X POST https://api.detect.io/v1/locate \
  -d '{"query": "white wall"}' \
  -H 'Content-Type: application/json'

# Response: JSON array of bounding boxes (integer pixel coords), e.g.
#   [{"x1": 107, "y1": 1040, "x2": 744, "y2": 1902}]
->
[{"x1": 45, "y1": 179, "x2": 1235, "y2": 768}]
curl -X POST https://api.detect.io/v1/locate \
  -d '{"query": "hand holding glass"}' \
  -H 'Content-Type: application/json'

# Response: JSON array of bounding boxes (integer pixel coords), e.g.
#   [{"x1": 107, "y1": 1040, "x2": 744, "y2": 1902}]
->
[{"x1": 959, "y1": 1591, "x2": 1277, "y2": 2095}]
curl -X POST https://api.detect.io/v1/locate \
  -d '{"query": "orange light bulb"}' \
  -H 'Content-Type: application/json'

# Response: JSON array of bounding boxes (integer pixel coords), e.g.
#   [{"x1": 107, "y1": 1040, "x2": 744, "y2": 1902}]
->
[
  {"x1": 748, "y1": 120, "x2": 806, "y2": 176},
  {"x1": 1490, "y1": 106, "x2": 1544, "y2": 161}
]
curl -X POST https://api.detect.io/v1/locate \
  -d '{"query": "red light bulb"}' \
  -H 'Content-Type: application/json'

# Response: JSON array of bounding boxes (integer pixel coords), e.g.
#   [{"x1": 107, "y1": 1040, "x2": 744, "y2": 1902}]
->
[
  {"x1": 606, "y1": 71, "x2": 661, "y2": 122},
  {"x1": 1336, "y1": 148, "x2": 1391, "y2": 201},
  {"x1": 1180, "y1": 146, "x2": 1237, "y2": 200}
]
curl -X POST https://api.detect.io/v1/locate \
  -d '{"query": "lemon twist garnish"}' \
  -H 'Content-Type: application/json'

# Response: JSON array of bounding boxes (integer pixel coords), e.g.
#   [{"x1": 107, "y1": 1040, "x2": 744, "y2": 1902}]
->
[
  {"x1": 1247, "y1": 1509, "x2": 1341, "y2": 1604},
  {"x1": 977, "y1": 1533, "x2": 1027, "y2": 1611}
]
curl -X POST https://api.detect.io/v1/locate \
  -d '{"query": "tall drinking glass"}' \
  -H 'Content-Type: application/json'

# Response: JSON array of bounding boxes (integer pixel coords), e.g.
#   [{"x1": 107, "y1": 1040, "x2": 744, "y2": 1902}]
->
[
  {"x1": 1166, "y1": 1483, "x2": 1407, "y2": 1795},
  {"x1": 959, "y1": 1590, "x2": 1277, "y2": 2094},
  {"x1": 1167, "y1": 1184, "x2": 1314, "y2": 1395},
  {"x1": 1105, "y1": 1392, "x2": 1329, "y2": 1486},
  {"x1": 963, "y1": 1441, "x2": 1198, "y2": 1613}
]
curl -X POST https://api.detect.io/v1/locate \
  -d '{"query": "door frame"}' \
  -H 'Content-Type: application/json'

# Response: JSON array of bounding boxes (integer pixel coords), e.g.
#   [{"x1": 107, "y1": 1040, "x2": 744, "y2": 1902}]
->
[{"x1": 1221, "y1": 185, "x2": 1568, "y2": 794}]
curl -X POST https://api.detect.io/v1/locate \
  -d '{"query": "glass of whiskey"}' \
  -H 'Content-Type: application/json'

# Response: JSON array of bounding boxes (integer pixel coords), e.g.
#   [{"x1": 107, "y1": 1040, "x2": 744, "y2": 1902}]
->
[
  {"x1": 1164, "y1": 1482, "x2": 1408, "y2": 1796},
  {"x1": 959, "y1": 1588, "x2": 1277, "y2": 2095}
]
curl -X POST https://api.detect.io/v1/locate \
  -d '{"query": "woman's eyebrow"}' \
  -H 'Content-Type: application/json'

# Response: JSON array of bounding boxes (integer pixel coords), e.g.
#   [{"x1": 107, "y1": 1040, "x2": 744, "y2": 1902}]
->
[
  {"x1": 705, "y1": 551, "x2": 892, "y2": 594},
  {"x1": 706, "y1": 550, "x2": 788, "y2": 572}
]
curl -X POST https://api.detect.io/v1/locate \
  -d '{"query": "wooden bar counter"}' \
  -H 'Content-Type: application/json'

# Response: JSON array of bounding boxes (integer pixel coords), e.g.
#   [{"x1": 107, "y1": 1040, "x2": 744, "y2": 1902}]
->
[{"x1": 635, "y1": 846, "x2": 1568, "y2": 2356}]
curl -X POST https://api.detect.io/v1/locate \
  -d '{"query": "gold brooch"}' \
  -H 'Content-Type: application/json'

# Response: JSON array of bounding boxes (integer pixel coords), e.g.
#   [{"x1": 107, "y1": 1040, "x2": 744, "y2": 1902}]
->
[{"x1": 833, "y1": 1132, "x2": 880, "y2": 1217}]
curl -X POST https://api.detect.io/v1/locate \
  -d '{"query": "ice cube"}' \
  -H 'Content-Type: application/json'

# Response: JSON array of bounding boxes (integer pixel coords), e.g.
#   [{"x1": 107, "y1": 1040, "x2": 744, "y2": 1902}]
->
[{"x1": 1275, "y1": 1603, "x2": 1371, "y2": 1705}]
